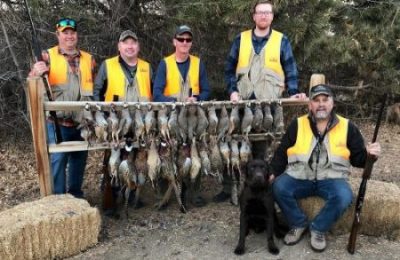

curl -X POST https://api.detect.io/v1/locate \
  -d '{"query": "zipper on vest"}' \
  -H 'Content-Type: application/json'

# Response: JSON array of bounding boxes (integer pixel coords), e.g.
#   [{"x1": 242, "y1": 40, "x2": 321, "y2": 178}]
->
[{"x1": 313, "y1": 142, "x2": 321, "y2": 180}]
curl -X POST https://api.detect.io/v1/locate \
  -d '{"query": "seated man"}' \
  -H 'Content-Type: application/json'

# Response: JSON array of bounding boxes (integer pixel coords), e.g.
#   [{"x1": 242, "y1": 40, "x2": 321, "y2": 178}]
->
[{"x1": 270, "y1": 84, "x2": 381, "y2": 252}]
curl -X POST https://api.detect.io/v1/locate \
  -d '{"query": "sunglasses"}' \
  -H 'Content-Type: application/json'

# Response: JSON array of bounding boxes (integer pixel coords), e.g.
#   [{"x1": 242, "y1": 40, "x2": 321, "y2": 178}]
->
[
  {"x1": 56, "y1": 18, "x2": 77, "y2": 29},
  {"x1": 175, "y1": 37, "x2": 192, "y2": 43}
]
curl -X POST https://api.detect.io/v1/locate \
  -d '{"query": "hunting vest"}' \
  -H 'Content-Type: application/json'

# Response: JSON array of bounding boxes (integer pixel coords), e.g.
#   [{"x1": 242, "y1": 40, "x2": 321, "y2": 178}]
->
[
  {"x1": 163, "y1": 54, "x2": 200, "y2": 101},
  {"x1": 286, "y1": 115, "x2": 351, "y2": 180},
  {"x1": 104, "y1": 56, "x2": 151, "y2": 102},
  {"x1": 48, "y1": 46, "x2": 93, "y2": 97},
  {"x1": 236, "y1": 29, "x2": 284, "y2": 100}
]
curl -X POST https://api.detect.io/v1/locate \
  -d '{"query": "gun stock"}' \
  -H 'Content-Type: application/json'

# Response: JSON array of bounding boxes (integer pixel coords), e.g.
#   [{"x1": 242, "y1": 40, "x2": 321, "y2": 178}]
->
[{"x1": 347, "y1": 211, "x2": 361, "y2": 254}]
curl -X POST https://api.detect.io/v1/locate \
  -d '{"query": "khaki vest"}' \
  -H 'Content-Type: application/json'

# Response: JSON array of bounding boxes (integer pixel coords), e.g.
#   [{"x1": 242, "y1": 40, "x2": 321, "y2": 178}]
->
[
  {"x1": 236, "y1": 29, "x2": 284, "y2": 77},
  {"x1": 164, "y1": 54, "x2": 200, "y2": 100},
  {"x1": 104, "y1": 56, "x2": 151, "y2": 102}
]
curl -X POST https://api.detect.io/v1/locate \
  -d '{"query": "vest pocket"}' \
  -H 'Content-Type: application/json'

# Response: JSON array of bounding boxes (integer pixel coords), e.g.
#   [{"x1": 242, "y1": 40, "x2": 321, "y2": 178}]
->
[
  {"x1": 254, "y1": 69, "x2": 284, "y2": 100},
  {"x1": 237, "y1": 73, "x2": 253, "y2": 99}
]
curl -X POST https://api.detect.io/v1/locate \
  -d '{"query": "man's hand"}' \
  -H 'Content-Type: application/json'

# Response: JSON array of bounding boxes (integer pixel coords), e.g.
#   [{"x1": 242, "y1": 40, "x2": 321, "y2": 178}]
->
[
  {"x1": 30, "y1": 61, "x2": 49, "y2": 77},
  {"x1": 186, "y1": 96, "x2": 197, "y2": 102},
  {"x1": 290, "y1": 93, "x2": 307, "y2": 99},
  {"x1": 367, "y1": 142, "x2": 381, "y2": 159},
  {"x1": 230, "y1": 91, "x2": 240, "y2": 102}
]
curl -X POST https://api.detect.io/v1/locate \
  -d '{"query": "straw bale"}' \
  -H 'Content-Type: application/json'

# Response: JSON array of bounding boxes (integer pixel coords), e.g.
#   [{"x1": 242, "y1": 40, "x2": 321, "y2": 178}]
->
[
  {"x1": 0, "y1": 194, "x2": 101, "y2": 260},
  {"x1": 298, "y1": 178, "x2": 400, "y2": 239}
]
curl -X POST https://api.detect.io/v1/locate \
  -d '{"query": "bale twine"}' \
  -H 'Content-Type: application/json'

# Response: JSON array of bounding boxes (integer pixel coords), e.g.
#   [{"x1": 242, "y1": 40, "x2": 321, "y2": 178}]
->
[
  {"x1": 298, "y1": 178, "x2": 400, "y2": 240},
  {"x1": 0, "y1": 194, "x2": 101, "y2": 260}
]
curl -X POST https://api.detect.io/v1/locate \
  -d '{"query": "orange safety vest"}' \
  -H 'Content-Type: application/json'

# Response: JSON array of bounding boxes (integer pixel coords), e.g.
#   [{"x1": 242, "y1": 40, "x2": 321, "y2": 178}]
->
[
  {"x1": 48, "y1": 46, "x2": 93, "y2": 94},
  {"x1": 236, "y1": 29, "x2": 284, "y2": 77},
  {"x1": 163, "y1": 54, "x2": 200, "y2": 97},
  {"x1": 104, "y1": 56, "x2": 151, "y2": 101},
  {"x1": 287, "y1": 115, "x2": 350, "y2": 165}
]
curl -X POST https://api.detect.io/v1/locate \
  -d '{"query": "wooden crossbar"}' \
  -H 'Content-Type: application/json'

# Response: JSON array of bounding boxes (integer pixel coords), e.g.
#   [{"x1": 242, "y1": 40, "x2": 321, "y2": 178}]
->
[{"x1": 43, "y1": 98, "x2": 309, "y2": 112}]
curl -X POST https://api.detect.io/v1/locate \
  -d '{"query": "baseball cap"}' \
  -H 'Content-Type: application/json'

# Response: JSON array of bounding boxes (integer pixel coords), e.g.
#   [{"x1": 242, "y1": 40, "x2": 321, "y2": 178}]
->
[
  {"x1": 56, "y1": 18, "x2": 77, "y2": 32},
  {"x1": 119, "y1": 30, "x2": 138, "y2": 41},
  {"x1": 175, "y1": 25, "x2": 193, "y2": 37},
  {"x1": 309, "y1": 84, "x2": 334, "y2": 99}
]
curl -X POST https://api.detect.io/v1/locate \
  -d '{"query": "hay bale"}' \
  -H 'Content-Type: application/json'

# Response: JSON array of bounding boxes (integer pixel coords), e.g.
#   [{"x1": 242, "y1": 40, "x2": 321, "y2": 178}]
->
[
  {"x1": 0, "y1": 194, "x2": 101, "y2": 260},
  {"x1": 298, "y1": 178, "x2": 400, "y2": 239}
]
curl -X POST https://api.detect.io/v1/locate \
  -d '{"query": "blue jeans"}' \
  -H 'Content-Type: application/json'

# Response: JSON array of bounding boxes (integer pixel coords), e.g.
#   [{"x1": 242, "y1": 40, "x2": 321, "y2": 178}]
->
[
  {"x1": 47, "y1": 122, "x2": 88, "y2": 198},
  {"x1": 273, "y1": 173, "x2": 353, "y2": 233}
]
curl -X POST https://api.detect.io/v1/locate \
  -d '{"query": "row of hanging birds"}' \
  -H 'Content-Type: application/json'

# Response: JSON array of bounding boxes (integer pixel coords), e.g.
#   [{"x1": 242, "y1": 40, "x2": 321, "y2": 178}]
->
[
  {"x1": 72, "y1": 102, "x2": 285, "y2": 216},
  {"x1": 75, "y1": 102, "x2": 286, "y2": 147},
  {"x1": 107, "y1": 132, "x2": 273, "y2": 216}
]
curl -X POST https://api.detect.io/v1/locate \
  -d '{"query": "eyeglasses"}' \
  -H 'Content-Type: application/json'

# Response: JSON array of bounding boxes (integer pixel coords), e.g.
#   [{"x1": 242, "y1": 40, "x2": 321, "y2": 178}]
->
[
  {"x1": 255, "y1": 11, "x2": 273, "y2": 16},
  {"x1": 175, "y1": 37, "x2": 192, "y2": 43},
  {"x1": 56, "y1": 18, "x2": 77, "y2": 29}
]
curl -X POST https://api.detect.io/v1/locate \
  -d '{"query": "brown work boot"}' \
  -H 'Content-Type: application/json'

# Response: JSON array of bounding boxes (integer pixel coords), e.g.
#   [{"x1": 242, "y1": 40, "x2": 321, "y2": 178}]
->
[{"x1": 213, "y1": 191, "x2": 231, "y2": 203}]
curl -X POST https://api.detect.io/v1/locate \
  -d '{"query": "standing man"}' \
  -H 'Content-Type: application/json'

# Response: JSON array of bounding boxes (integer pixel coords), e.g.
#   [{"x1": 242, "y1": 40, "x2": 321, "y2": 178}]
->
[
  {"x1": 153, "y1": 25, "x2": 210, "y2": 102},
  {"x1": 215, "y1": 0, "x2": 306, "y2": 204},
  {"x1": 153, "y1": 25, "x2": 210, "y2": 208},
  {"x1": 94, "y1": 30, "x2": 152, "y2": 102},
  {"x1": 29, "y1": 18, "x2": 96, "y2": 198},
  {"x1": 94, "y1": 30, "x2": 152, "y2": 213},
  {"x1": 225, "y1": 0, "x2": 305, "y2": 102},
  {"x1": 271, "y1": 84, "x2": 381, "y2": 252}
]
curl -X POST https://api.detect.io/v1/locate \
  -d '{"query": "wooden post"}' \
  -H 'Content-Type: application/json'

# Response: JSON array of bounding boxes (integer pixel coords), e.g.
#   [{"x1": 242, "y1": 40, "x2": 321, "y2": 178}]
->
[
  {"x1": 26, "y1": 77, "x2": 53, "y2": 196},
  {"x1": 309, "y1": 74, "x2": 326, "y2": 89}
]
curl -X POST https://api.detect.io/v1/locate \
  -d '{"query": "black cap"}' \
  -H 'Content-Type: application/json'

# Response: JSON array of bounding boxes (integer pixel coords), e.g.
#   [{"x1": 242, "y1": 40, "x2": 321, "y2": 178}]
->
[
  {"x1": 310, "y1": 84, "x2": 334, "y2": 99},
  {"x1": 175, "y1": 25, "x2": 193, "y2": 37}
]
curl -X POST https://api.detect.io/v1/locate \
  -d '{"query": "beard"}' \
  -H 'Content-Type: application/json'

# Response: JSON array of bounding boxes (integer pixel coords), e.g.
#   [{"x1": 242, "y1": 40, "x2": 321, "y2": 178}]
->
[
  {"x1": 256, "y1": 22, "x2": 271, "y2": 30},
  {"x1": 314, "y1": 110, "x2": 330, "y2": 120}
]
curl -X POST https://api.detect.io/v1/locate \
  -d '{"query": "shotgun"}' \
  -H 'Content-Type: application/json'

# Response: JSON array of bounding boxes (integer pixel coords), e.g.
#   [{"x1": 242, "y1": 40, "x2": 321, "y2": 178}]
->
[
  {"x1": 347, "y1": 94, "x2": 387, "y2": 254},
  {"x1": 24, "y1": 0, "x2": 62, "y2": 143}
]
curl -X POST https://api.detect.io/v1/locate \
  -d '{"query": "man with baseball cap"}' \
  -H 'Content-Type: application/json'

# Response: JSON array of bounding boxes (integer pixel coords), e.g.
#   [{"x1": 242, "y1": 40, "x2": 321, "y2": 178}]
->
[
  {"x1": 29, "y1": 17, "x2": 96, "y2": 198},
  {"x1": 153, "y1": 25, "x2": 210, "y2": 209},
  {"x1": 270, "y1": 84, "x2": 381, "y2": 252},
  {"x1": 93, "y1": 30, "x2": 152, "y2": 214},
  {"x1": 153, "y1": 24, "x2": 210, "y2": 102},
  {"x1": 94, "y1": 29, "x2": 152, "y2": 102}
]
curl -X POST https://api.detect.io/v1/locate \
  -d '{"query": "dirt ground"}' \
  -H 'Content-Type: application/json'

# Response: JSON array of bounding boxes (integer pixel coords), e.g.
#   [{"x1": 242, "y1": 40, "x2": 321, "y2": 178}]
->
[{"x1": 1, "y1": 122, "x2": 400, "y2": 259}]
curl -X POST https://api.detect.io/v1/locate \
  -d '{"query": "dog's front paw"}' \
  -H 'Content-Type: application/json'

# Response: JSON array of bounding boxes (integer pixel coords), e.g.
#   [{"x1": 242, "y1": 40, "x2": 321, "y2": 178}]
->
[
  {"x1": 268, "y1": 243, "x2": 279, "y2": 255},
  {"x1": 234, "y1": 245, "x2": 245, "y2": 255}
]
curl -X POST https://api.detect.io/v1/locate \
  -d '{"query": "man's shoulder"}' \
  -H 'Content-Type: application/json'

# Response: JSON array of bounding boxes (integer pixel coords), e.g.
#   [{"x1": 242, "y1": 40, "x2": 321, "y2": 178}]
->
[
  {"x1": 79, "y1": 49, "x2": 94, "y2": 57},
  {"x1": 238, "y1": 29, "x2": 252, "y2": 38},
  {"x1": 138, "y1": 57, "x2": 151, "y2": 64}
]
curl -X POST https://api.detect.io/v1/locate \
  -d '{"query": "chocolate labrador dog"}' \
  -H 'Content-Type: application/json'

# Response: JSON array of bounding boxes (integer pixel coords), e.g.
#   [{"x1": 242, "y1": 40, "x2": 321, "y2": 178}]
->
[{"x1": 234, "y1": 159, "x2": 283, "y2": 255}]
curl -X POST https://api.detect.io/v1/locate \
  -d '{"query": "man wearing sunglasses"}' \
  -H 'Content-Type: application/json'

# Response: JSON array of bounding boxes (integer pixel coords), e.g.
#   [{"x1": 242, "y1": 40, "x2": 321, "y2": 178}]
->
[
  {"x1": 29, "y1": 18, "x2": 96, "y2": 198},
  {"x1": 93, "y1": 30, "x2": 152, "y2": 102},
  {"x1": 153, "y1": 25, "x2": 210, "y2": 208},
  {"x1": 153, "y1": 25, "x2": 210, "y2": 102},
  {"x1": 270, "y1": 84, "x2": 381, "y2": 252}
]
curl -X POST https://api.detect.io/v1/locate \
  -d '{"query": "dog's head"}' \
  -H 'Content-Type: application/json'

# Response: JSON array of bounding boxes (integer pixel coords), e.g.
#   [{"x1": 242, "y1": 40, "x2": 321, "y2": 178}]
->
[{"x1": 245, "y1": 159, "x2": 271, "y2": 189}]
